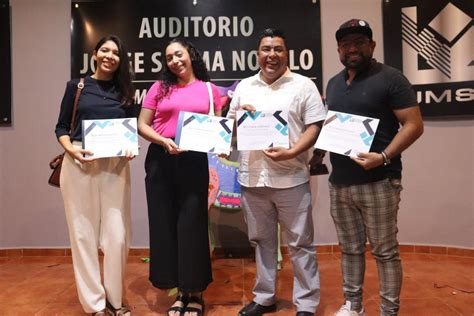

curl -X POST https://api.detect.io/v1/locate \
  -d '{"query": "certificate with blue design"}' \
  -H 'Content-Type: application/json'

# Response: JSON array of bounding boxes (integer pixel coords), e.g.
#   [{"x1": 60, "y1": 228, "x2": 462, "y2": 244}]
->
[
  {"x1": 315, "y1": 110, "x2": 379, "y2": 157},
  {"x1": 236, "y1": 110, "x2": 289, "y2": 151},
  {"x1": 82, "y1": 118, "x2": 139, "y2": 159},
  {"x1": 175, "y1": 111, "x2": 234, "y2": 155}
]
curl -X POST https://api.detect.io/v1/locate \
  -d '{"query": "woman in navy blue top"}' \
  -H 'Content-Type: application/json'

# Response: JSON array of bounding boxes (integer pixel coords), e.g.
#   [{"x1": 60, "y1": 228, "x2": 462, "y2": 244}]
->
[{"x1": 54, "y1": 35, "x2": 135, "y2": 316}]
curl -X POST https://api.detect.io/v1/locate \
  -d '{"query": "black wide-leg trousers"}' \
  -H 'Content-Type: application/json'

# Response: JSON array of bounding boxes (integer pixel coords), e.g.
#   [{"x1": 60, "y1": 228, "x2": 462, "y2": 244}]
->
[{"x1": 145, "y1": 143, "x2": 212, "y2": 292}]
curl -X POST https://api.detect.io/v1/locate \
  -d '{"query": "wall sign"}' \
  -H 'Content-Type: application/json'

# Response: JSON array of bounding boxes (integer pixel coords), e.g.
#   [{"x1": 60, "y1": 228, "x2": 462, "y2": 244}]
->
[
  {"x1": 71, "y1": 0, "x2": 323, "y2": 105},
  {"x1": 383, "y1": 0, "x2": 473, "y2": 118}
]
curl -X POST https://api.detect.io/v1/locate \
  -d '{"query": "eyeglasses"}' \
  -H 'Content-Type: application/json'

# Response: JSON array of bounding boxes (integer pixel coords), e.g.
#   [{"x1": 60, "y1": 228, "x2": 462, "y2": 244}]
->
[{"x1": 338, "y1": 39, "x2": 371, "y2": 50}]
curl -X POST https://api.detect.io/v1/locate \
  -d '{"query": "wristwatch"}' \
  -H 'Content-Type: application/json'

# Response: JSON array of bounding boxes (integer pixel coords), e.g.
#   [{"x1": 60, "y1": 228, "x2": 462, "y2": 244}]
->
[{"x1": 381, "y1": 150, "x2": 391, "y2": 166}]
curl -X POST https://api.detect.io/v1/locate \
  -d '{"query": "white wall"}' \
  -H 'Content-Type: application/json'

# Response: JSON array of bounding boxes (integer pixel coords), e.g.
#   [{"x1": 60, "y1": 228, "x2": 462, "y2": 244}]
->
[
  {"x1": 1, "y1": 0, "x2": 472, "y2": 249},
  {"x1": 2, "y1": 0, "x2": 72, "y2": 247},
  {"x1": 319, "y1": 0, "x2": 473, "y2": 248}
]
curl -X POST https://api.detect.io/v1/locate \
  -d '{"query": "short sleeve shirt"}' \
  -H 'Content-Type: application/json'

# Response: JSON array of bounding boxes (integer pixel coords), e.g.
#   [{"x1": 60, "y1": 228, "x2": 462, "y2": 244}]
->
[
  {"x1": 227, "y1": 69, "x2": 327, "y2": 188},
  {"x1": 326, "y1": 61, "x2": 417, "y2": 185},
  {"x1": 142, "y1": 80, "x2": 222, "y2": 138}
]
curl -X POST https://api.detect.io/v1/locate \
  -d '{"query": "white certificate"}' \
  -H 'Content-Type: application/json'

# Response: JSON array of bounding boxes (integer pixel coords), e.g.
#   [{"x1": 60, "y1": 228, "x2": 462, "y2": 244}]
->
[
  {"x1": 315, "y1": 110, "x2": 379, "y2": 157},
  {"x1": 236, "y1": 110, "x2": 289, "y2": 151},
  {"x1": 82, "y1": 118, "x2": 139, "y2": 159},
  {"x1": 175, "y1": 111, "x2": 234, "y2": 155}
]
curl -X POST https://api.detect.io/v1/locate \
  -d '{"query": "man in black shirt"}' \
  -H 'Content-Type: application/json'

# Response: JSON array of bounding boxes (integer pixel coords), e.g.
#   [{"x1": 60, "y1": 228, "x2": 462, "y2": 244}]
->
[{"x1": 325, "y1": 19, "x2": 423, "y2": 316}]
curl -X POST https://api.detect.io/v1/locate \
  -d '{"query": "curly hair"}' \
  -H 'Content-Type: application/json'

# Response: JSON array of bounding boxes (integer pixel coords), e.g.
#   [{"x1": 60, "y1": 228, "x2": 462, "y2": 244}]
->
[
  {"x1": 93, "y1": 34, "x2": 135, "y2": 106},
  {"x1": 157, "y1": 38, "x2": 210, "y2": 102}
]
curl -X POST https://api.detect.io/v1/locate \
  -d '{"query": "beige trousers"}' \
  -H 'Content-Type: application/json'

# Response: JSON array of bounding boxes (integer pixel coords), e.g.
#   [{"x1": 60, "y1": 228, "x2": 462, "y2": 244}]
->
[{"x1": 60, "y1": 146, "x2": 131, "y2": 313}]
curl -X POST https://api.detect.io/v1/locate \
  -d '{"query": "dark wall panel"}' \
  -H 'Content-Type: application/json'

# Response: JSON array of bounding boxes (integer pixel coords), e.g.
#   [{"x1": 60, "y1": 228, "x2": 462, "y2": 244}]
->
[{"x1": 0, "y1": 0, "x2": 11, "y2": 125}]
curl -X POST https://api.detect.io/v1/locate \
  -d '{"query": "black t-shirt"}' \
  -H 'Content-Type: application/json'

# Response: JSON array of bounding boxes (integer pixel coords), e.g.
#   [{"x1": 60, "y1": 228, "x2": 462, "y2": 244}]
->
[
  {"x1": 326, "y1": 61, "x2": 417, "y2": 185},
  {"x1": 55, "y1": 76, "x2": 138, "y2": 142}
]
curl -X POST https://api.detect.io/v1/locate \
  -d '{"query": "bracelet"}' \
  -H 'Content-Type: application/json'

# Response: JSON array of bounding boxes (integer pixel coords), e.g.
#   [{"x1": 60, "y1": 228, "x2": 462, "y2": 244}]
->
[{"x1": 381, "y1": 150, "x2": 391, "y2": 166}]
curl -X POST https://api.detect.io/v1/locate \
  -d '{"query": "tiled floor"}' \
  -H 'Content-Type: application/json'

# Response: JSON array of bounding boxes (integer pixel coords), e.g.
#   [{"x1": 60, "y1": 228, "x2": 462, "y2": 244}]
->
[{"x1": 0, "y1": 253, "x2": 473, "y2": 315}]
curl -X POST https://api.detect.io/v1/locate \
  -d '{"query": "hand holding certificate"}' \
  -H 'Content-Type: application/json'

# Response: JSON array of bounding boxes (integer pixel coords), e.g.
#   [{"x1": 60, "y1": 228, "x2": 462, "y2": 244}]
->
[
  {"x1": 82, "y1": 118, "x2": 139, "y2": 159},
  {"x1": 175, "y1": 111, "x2": 234, "y2": 155},
  {"x1": 315, "y1": 110, "x2": 379, "y2": 157},
  {"x1": 236, "y1": 110, "x2": 289, "y2": 151}
]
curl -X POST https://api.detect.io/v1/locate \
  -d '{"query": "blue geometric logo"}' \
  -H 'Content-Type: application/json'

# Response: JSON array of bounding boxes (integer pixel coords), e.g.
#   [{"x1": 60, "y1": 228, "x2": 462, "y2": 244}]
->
[
  {"x1": 124, "y1": 131, "x2": 137, "y2": 143},
  {"x1": 360, "y1": 131, "x2": 374, "y2": 146},
  {"x1": 193, "y1": 114, "x2": 208, "y2": 123},
  {"x1": 247, "y1": 112, "x2": 262, "y2": 120},
  {"x1": 95, "y1": 120, "x2": 110, "y2": 129},
  {"x1": 336, "y1": 113, "x2": 352, "y2": 122},
  {"x1": 219, "y1": 130, "x2": 231, "y2": 143},
  {"x1": 275, "y1": 123, "x2": 288, "y2": 136}
]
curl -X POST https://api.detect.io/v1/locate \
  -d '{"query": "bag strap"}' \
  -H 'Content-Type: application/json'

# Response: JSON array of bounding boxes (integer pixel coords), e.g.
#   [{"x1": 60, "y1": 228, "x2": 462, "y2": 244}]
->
[
  {"x1": 206, "y1": 81, "x2": 214, "y2": 116},
  {"x1": 70, "y1": 78, "x2": 85, "y2": 132}
]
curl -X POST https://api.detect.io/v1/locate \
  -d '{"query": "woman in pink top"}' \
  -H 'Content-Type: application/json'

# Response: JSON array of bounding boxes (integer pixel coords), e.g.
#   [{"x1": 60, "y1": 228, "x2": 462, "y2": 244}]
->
[{"x1": 138, "y1": 38, "x2": 221, "y2": 316}]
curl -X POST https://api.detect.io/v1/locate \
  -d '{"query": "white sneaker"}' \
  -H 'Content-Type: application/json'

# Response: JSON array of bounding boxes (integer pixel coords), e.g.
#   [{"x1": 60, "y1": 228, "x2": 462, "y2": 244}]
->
[{"x1": 334, "y1": 301, "x2": 365, "y2": 316}]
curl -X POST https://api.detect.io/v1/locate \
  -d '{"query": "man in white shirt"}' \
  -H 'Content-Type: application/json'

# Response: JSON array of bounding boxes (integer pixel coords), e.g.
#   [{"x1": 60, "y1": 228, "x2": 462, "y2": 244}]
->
[{"x1": 227, "y1": 28, "x2": 327, "y2": 316}]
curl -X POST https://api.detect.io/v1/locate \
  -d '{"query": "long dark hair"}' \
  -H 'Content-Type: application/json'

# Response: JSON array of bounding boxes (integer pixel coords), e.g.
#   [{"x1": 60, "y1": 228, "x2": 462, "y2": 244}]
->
[
  {"x1": 93, "y1": 34, "x2": 135, "y2": 105},
  {"x1": 157, "y1": 38, "x2": 210, "y2": 102}
]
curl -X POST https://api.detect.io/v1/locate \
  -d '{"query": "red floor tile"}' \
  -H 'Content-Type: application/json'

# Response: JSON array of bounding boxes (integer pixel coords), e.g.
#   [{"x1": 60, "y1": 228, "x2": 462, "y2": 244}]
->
[{"x1": 0, "y1": 254, "x2": 472, "y2": 315}]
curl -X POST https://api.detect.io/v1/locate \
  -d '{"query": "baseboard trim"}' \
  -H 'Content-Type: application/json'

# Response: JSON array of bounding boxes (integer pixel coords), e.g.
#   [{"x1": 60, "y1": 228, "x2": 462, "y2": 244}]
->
[{"x1": 1, "y1": 244, "x2": 473, "y2": 258}]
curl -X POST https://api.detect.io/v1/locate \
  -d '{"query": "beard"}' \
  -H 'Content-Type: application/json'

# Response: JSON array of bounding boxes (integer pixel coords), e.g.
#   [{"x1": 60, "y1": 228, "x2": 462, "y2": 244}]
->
[{"x1": 340, "y1": 52, "x2": 372, "y2": 71}]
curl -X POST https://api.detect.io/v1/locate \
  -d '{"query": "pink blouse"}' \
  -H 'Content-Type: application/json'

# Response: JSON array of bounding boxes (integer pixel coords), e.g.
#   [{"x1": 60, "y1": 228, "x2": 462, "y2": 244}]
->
[{"x1": 142, "y1": 80, "x2": 222, "y2": 138}]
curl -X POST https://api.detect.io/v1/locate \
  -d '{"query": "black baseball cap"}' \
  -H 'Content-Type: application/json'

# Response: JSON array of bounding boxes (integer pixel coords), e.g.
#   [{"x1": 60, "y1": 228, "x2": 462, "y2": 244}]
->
[{"x1": 335, "y1": 19, "x2": 372, "y2": 41}]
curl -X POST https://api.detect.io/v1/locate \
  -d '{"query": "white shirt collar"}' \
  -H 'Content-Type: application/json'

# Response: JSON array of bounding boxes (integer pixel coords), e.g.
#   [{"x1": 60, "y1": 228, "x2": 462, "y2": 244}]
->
[{"x1": 255, "y1": 68, "x2": 292, "y2": 86}]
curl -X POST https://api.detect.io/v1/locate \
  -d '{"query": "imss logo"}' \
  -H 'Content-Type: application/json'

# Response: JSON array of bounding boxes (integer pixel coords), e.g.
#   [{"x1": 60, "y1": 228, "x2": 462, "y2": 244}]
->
[
  {"x1": 401, "y1": 2, "x2": 472, "y2": 83},
  {"x1": 384, "y1": 0, "x2": 473, "y2": 117}
]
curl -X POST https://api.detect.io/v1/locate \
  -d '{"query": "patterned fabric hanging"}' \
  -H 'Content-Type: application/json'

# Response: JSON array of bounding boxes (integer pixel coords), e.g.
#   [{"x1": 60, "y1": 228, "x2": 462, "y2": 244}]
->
[{"x1": 208, "y1": 154, "x2": 241, "y2": 209}]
